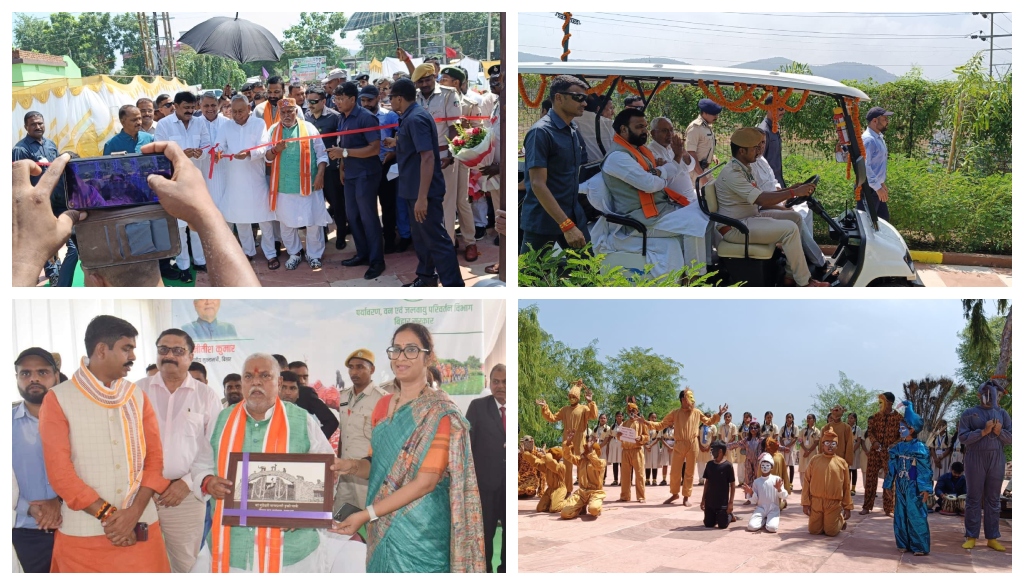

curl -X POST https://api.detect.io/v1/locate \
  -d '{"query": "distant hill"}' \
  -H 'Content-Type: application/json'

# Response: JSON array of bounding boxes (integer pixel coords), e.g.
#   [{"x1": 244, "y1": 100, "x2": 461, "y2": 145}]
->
[
  {"x1": 518, "y1": 52, "x2": 689, "y2": 65},
  {"x1": 518, "y1": 52, "x2": 897, "y2": 83}
]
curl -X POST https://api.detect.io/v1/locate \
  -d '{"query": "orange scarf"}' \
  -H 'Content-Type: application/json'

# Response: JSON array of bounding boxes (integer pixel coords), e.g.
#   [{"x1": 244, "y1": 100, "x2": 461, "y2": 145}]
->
[
  {"x1": 71, "y1": 358, "x2": 146, "y2": 508},
  {"x1": 267, "y1": 121, "x2": 312, "y2": 211},
  {"x1": 210, "y1": 399, "x2": 291, "y2": 573},
  {"x1": 611, "y1": 133, "x2": 690, "y2": 218},
  {"x1": 261, "y1": 102, "x2": 279, "y2": 130}
]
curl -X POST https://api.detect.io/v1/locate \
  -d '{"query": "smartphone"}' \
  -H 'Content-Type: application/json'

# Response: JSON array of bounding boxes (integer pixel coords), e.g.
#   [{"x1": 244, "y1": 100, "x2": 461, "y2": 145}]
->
[
  {"x1": 332, "y1": 503, "x2": 363, "y2": 523},
  {"x1": 134, "y1": 522, "x2": 149, "y2": 542},
  {"x1": 64, "y1": 153, "x2": 173, "y2": 211}
]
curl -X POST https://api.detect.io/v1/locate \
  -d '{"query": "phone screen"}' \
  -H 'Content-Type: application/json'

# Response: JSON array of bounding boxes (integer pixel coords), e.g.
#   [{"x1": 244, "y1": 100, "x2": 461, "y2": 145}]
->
[{"x1": 64, "y1": 154, "x2": 173, "y2": 210}]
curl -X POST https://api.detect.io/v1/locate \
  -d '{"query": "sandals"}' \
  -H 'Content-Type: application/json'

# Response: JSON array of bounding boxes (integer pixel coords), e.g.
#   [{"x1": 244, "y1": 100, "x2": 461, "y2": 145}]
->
[
  {"x1": 485, "y1": 263, "x2": 500, "y2": 274},
  {"x1": 268, "y1": 257, "x2": 281, "y2": 270}
]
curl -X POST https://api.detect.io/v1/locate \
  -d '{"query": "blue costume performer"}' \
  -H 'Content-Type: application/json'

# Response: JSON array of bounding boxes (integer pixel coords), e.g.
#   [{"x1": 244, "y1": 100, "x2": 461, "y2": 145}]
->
[
  {"x1": 958, "y1": 379, "x2": 1012, "y2": 551},
  {"x1": 883, "y1": 401, "x2": 932, "y2": 555}
]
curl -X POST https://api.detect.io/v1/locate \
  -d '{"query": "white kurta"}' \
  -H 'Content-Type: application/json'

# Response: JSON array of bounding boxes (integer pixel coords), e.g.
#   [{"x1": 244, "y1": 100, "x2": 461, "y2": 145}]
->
[
  {"x1": 154, "y1": 115, "x2": 212, "y2": 229},
  {"x1": 199, "y1": 115, "x2": 228, "y2": 204},
  {"x1": 262, "y1": 120, "x2": 331, "y2": 229},
  {"x1": 747, "y1": 473, "x2": 788, "y2": 533},
  {"x1": 218, "y1": 115, "x2": 275, "y2": 223},
  {"x1": 647, "y1": 140, "x2": 710, "y2": 238}
]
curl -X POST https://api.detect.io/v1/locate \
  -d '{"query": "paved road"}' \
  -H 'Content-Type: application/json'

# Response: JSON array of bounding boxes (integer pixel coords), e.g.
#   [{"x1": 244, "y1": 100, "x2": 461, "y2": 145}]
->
[
  {"x1": 519, "y1": 473, "x2": 1012, "y2": 573},
  {"x1": 917, "y1": 264, "x2": 1011, "y2": 287}
]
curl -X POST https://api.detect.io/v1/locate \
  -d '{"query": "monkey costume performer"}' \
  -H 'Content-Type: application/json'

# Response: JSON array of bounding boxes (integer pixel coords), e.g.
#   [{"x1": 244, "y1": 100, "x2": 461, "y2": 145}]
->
[
  {"x1": 958, "y1": 379, "x2": 1012, "y2": 551},
  {"x1": 645, "y1": 388, "x2": 726, "y2": 505},
  {"x1": 518, "y1": 436, "x2": 545, "y2": 498},
  {"x1": 862, "y1": 392, "x2": 904, "y2": 515},
  {"x1": 560, "y1": 434, "x2": 608, "y2": 519},
  {"x1": 802, "y1": 425, "x2": 853, "y2": 537},
  {"x1": 818, "y1": 405, "x2": 855, "y2": 467},
  {"x1": 764, "y1": 436, "x2": 792, "y2": 496},
  {"x1": 537, "y1": 380, "x2": 598, "y2": 495},
  {"x1": 522, "y1": 446, "x2": 568, "y2": 513},
  {"x1": 618, "y1": 399, "x2": 649, "y2": 502}
]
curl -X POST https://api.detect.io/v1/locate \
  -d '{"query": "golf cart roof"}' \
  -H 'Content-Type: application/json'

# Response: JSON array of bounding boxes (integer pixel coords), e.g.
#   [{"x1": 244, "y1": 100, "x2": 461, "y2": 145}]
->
[{"x1": 519, "y1": 61, "x2": 870, "y2": 100}]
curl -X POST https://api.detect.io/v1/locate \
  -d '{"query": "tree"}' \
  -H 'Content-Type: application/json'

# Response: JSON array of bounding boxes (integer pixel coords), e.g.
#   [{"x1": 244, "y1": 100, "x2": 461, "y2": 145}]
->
[
  {"x1": 604, "y1": 347, "x2": 683, "y2": 418},
  {"x1": 956, "y1": 301, "x2": 1012, "y2": 458},
  {"x1": 281, "y1": 12, "x2": 350, "y2": 69},
  {"x1": 357, "y1": 12, "x2": 500, "y2": 62},
  {"x1": 175, "y1": 47, "x2": 247, "y2": 90},
  {"x1": 901, "y1": 376, "x2": 967, "y2": 438},
  {"x1": 961, "y1": 300, "x2": 1011, "y2": 380},
  {"x1": 14, "y1": 12, "x2": 122, "y2": 77},
  {"x1": 808, "y1": 371, "x2": 879, "y2": 429}
]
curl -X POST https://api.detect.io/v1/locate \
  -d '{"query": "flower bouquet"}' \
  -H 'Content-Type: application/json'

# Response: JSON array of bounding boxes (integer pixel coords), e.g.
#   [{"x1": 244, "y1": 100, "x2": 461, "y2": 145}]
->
[{"x1": 448, "y1": 125, "x2": 495, "y2": 169}]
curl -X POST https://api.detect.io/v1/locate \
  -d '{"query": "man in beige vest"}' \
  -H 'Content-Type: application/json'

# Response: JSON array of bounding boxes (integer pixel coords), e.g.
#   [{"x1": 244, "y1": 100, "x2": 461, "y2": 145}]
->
[
  {"x1": 137, "y1": 328, "x2": 223, "y2": 572},
  {"x1": 334, "y1": 349, "x2": 389, "y2": 512},
  {"x1": 39, "y1": 315, "x2": 171, "y2": 572}
]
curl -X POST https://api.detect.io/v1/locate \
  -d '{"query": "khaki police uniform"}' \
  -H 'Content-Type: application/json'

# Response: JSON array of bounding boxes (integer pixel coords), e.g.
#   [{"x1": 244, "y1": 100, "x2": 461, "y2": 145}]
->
[
  {"x1": 715, "y1": 158, "x2": 812, "y2": 285},
  {"x1": 685, "y1": 116, "x2": 717, "y2": 183},
  {"x1": 333, "y1": 381, "x2": 389, "y2": 511},
  {"x1": 417, "y1": 84, "x2": 465, "y2": 244}
]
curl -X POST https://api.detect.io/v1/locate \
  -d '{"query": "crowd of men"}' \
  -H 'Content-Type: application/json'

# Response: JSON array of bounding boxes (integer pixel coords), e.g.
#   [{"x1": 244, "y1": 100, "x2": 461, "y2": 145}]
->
[
  {"x1": 13, "y1": 316, "x2": 507, "y2": 572},
  {"x1": 520, "y1": 73, "x2": 896, "y2": 285},
  {"x1": 519, "y1": 384, "x2": 1010, "y2": 556},
  {"x1": 13, "y1": 53, "x2": 505, "y2": 287}
]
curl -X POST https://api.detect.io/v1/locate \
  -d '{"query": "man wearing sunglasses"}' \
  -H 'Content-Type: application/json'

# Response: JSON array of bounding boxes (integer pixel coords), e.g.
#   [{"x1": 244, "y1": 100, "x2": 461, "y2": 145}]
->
[
  {"x1": 304, "y1": 86, "x2": 347, "y2": 251},
  {"x1": 153, "y1": 94, "x2": 172, "y2": 122},
  {"x1": 521, "y1": 74, "x2": 590, "y2": 255},
  {"x1": 137, "y1": 328, "x2": 223, "y2": 572}
]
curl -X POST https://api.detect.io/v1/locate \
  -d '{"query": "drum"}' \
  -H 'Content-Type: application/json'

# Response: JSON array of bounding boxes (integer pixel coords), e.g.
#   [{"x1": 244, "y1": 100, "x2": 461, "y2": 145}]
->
[
  {"x1": 956, "y1": 494, "x2": 967, "y2": 514},
  {"x1": 940, "y1": 494, "x2": 958, "y2": 515}
]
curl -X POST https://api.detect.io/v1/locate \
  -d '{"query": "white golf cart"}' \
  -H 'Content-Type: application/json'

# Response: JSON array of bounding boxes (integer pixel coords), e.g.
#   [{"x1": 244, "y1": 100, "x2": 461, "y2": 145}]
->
[{"x1": 518, "y1": 62, "x2": 922, "y2": 287}]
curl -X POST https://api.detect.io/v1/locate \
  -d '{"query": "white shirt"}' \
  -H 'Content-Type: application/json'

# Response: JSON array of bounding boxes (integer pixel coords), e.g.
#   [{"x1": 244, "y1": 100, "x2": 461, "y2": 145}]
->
[
  {"x1": 218, "y1": 114, "x2": 274, "y2": 223},
  {"x1": 751, "y1": 156, "x2": 781, "y2": 191},
  {"x1": 136, "y1": 373, "x2": 223, "y2": 497},
  {"x1": 199, "y1": 114, "x2": 226, "y2": 146},
  {"x1": 749, "y1": 473, "x2": 788, "y2": 514},
  {"x1": 576, "y1": 113, "x2": 614, "y2": 163},
  {"x1": 189, "y1": 403, "x2": 334, "y2": 494},
  {"x1": 154, "y1": 115, "x2": 212, "y2": 227},
  {"x1": 648, "y1": 140, "x2": 698, "y2": 199},
  {"x1": 602, "y1": 150, "x2": 681, "y2": 194}
]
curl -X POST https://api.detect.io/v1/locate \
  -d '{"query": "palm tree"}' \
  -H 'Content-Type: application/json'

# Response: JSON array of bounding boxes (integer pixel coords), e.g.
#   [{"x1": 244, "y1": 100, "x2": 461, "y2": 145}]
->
[
  {"x1": 901, "y1": 376, "x2": 966, "y2": 437},
  {"x1": 961, "y1": 300, "x2": 1012, "y2": 382}
]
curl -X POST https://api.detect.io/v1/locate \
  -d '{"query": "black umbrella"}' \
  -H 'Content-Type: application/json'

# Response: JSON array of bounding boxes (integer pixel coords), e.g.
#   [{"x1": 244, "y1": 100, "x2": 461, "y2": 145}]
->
[
  {"x1": 342, "y1": 12, "x2": 422, "y2": 47},
  {"x1": 179, "y1": 13, "x2": 284, "y2": 63}
]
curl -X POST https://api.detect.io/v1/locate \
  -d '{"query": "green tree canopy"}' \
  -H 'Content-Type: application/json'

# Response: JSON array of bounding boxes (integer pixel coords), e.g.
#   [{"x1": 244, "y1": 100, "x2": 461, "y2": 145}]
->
[
  {"x1": 357, "y1": 12, "x2": 500, "y2": 62},
  {"x1": 808, "y1": 371, "x2": 879, "y2": 430},
  {"x1": 604, "y1": 346, "x2": 683, "y2": 419},
  {"x1": 282, "y1": 12, "x2": 350, "y2": 69},
  {"x1": 175, "y1": 47, "x2": 247, "y2": 90},
  {"x1": 14, "y1": 12, "x2": 124, "y2": 77}
]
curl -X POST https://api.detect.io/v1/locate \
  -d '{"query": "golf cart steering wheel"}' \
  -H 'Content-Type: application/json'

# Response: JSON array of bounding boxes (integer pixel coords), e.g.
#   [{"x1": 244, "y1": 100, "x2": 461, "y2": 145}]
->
[{"x1": 784, "y1": 175, "x2": 820, "y2": 208}]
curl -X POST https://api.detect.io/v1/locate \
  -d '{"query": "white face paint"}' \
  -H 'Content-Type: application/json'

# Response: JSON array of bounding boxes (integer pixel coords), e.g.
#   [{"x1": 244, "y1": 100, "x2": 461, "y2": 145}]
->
[
  {"x1": 759, "y1": 461, "x2": 774, "y2": 474},
  {"x1": 823, "y1": 440, "x2": 838, "y2": 451}
]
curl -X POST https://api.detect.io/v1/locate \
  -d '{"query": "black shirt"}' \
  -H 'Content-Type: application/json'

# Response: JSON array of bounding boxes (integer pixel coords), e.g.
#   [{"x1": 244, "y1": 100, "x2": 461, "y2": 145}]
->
[
  {"x1": 296, "y1": 385, "x2": 339, "y2": 439},
  {"x1": 702, "y1": 460, "x2": 735, "y2": 509},
  {"x1": 306, "y1": 107, "x2": 342, "y2": 168}
]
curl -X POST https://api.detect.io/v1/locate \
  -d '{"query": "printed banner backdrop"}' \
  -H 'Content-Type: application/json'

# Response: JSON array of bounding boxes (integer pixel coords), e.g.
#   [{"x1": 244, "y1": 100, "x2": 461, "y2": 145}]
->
[
  {"x1": 171, "y1": 299, "x2": 498, "y2": 397},
  {"x1": 288, "y1": 56, "x2": 328, "y2": 84},
  {"x1": 12, "y1": 75, "x2": 191, "y2": 157}
]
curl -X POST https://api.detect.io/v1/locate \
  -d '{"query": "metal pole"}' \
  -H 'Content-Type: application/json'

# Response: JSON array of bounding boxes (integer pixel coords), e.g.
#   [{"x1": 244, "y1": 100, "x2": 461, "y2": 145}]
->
[
  {"x1": 417, "y1": 15, "x2": 422, "y2": 57},
  {"x1": 498, "y1": 11, "x2": 506, "y2": 283},
  {"x1": 990, "y1": 16, "x2": 994, "y2": 77},
  {"x1": 440, "y1": 12, "x2": 446, "y2": 64},
  {"x1": 152, "y1": 12, "x2": 161, "y2": 76},
  {"x1": 487, "y1": 12, "x2": 492, "y2": 61}
]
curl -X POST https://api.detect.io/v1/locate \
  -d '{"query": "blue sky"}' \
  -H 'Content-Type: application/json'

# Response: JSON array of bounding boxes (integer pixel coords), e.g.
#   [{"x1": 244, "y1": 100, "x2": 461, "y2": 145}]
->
[
  {"x1": 519, "y1": 11, "x2": 1012, "y2": 80},
  {"x1": 520, "y1": 299, "x2": 1000, "y2": 419}
]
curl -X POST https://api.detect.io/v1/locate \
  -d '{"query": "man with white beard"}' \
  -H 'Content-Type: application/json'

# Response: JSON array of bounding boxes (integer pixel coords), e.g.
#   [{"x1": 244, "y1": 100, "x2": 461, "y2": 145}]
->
[
  {"x1": 218, "y1": 95, "x2": 278, "y2": 268},
  {"x1": 647, "y1": 116, "x2": 709, "y2": 271}
]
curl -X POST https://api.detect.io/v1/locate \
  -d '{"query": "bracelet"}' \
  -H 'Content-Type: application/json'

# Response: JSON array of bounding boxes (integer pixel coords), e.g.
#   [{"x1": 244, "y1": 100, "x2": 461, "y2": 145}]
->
[
  {"x1": 201, "y1": 475, "x2": 212, "y2": 495},
  {"x1": 94, "y1": 502, "x2": 111, "y2": 520},
  {"x1": 101, "y1": 505, "x2": 118, "y2": 522},
  {"x1": 367, "y1": 504, "x2": 379, "y2": 523},
  {"x1": 559, "y1": 218, "x2": 576, "y2": 233}
]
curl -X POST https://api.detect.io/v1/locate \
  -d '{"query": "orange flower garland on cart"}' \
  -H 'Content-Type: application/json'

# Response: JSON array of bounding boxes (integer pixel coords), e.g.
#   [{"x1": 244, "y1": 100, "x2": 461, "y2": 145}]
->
[{"x1": 518, "y1": 75, "x2": 672, "y2": 109}]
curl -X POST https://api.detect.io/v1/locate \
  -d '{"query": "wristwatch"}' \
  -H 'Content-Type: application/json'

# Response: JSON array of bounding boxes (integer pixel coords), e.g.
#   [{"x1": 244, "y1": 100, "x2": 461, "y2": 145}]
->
[{"x1": 342, "y1": 148, "x2": 349, "y2": 158}]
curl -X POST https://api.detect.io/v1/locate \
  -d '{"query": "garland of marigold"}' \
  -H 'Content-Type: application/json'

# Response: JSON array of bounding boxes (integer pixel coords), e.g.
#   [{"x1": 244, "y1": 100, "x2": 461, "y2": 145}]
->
[
  {"x1": 845, "y1": 97, "x2": 867, "y2": 200},
  {"x1": 696, "y1": 80, "x2": 810, "y2": 132},
  {"x1": 518, "y1": 74, "x2": 549, "y2": 109},
  {"x1": 561, "y1": 13, "x2": 572, "y2": 61}
]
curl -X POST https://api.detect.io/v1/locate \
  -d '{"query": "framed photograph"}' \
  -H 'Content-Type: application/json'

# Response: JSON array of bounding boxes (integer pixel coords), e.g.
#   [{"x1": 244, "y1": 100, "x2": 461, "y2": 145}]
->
[{"x1": 223, "y1": 452, "x2": 335, "y2": 529}]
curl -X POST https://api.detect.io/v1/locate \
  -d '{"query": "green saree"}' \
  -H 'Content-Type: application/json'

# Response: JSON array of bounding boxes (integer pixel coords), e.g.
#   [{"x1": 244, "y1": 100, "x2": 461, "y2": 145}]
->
[{"x1": 365, "y1": 390, "x2": 486, "y2": 572}]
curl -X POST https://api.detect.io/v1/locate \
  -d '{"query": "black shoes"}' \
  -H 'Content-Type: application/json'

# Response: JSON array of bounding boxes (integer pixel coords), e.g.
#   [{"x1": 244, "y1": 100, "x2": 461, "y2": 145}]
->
[
  {"x1": 403, "y1": 276, "x2": 439, "y2": 287},
  {"x1": 475, "y1": 226, "x2": 487, "y2": 239},
  {"x1": 397, "y1": 237, "x2": 413, "y2": 252},
  {"x1": 364, "y1": 263, "x2": 385, "y2": 280},
  {"x1": 341, "y1": 256, "x2": 368, "y2": 267},
  {"x1": 193, "y1": 263, "x2": 207, "y2": 273}
]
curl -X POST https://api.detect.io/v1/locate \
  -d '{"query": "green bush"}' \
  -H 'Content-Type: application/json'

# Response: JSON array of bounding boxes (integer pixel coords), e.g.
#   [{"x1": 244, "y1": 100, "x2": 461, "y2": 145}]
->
[
  {"x1": 783, "y1": 155, "x2": 1012, "y2": 254},
  {"x1": 518, "y1": 243, "x2": 724, "y2": 287}
]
